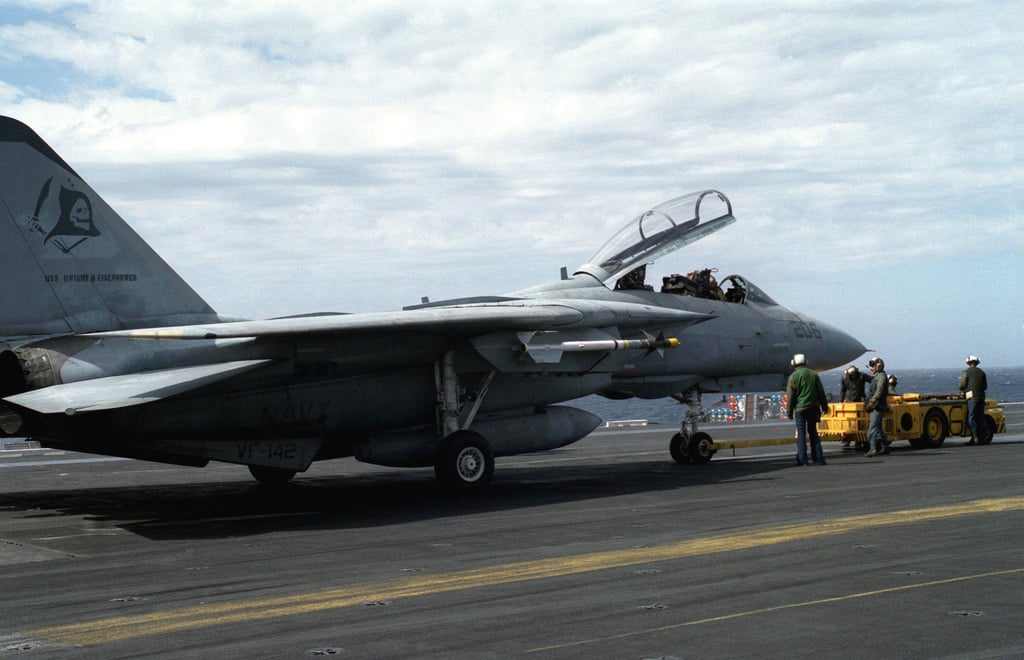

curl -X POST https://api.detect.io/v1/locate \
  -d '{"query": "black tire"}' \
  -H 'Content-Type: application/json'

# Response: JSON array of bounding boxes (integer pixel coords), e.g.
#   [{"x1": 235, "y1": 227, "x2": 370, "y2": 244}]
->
[
  {"x1": 435, "y1": 431, "x2": 494, "y2": 491},
  {"x1": 978, "y1": 416, "x2": 995, "y2": 445},
  {"x1": 688, "y1": 431, "x2": 716, "y2": 463},
  {"x1": 919, "y1": 408, "x2": 947, "y2": 448},
  {"x1": 248, "y1": 464, "x2": 296, "y2": 486},
  {"x1": 669, "y1": 432, "x2": 692, "y2": 463}
]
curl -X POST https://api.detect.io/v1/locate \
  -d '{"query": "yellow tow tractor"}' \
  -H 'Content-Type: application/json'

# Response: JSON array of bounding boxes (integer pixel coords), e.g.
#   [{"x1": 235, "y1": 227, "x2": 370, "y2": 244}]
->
[{"x1": 818, "y1": 393, "x2": 1006, "y2": 449}]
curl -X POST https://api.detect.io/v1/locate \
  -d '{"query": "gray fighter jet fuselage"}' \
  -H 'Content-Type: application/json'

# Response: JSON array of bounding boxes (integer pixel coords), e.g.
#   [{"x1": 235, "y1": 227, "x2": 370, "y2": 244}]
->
[{"x1": 0, "y1": 117, "x2": 866, "y2": 489}]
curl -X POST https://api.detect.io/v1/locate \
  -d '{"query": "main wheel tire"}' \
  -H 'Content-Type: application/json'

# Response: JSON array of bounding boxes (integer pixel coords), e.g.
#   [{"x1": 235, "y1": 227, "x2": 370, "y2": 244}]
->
[
  {"x1": 919, "y1": 408, "x2": 947, "y2": 448},
  {"x1": 435, "y1": 431, "x2": 494, "y2": 491},
  {"x1": 669, "y1": 432, "x2": 692, "y2": 463},
  {"x1": 688, "y1": 431, "x2": 716, "y2": 463},
  {"x1": 248, "y1": 464, "x2": 297, "y2": 486}
]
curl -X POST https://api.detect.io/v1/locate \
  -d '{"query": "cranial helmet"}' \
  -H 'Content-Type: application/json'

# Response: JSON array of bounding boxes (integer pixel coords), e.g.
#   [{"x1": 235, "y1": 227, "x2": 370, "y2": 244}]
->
[
  {"x1": 791, "y1": 353, "x2": 807, "y2": 367},
  {"x1": 846, "y1": 365, "x2": 858, "y2": 375},
  {"x1": 867, "y1": 357, "x2": 885, "y2": 370},
  {"x1": 965, "y1": 355, "x2": 980, "y2": 365}
]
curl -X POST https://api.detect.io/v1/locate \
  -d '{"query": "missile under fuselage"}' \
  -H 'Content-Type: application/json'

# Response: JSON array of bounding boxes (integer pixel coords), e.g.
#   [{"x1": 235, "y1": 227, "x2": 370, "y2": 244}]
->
[
  {"x1": 558, "y1": 337, "x2": 680, "y2": 352},
  {"x1": 515, "y1": 330, "x2": 680, "y2": 365}
]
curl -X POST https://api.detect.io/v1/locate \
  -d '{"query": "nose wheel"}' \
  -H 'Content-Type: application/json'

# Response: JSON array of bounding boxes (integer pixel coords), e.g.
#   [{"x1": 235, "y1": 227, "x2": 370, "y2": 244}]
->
[
  {"x1": 669, "y1": 388, "x2": 716, "y2": 464},
  {"x1": 670, "y1": 430, "x2": 716, "y2": 463}
]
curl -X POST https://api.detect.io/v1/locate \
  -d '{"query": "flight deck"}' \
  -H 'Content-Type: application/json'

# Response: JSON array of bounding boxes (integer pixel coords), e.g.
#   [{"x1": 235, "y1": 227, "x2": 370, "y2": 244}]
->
[{"x1": 0, "y1": 404, "x2": 1021, "y2": 657}]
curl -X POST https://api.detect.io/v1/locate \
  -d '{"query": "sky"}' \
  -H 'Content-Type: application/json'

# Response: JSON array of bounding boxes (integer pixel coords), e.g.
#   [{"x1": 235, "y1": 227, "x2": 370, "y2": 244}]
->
[{"x1": 0, "y1": 1, "x2": 1021, "y2": 368}]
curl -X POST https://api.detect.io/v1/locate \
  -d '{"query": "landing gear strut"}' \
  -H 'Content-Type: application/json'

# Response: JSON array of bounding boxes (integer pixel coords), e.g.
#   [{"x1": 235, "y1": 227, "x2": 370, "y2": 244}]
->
[
  {"x1": 434, "y1": 351, "x2": 497, "y2": 490},
  {"x1": 669, "y1": 388, "x2": 717, "y2": 464}
]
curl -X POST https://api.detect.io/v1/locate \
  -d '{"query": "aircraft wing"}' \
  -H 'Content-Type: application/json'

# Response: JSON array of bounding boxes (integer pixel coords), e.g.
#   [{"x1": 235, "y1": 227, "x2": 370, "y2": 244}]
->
[
  {"x1": 89, "y1": 300, "x2": 713, "y2": 340},
  {"x1": 4, "y1": 359, "x2": 272, "y2": 414}
]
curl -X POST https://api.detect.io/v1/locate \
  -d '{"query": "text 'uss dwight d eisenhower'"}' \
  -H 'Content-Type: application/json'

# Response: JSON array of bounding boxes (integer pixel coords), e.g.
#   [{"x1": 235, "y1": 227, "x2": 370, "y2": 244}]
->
[{"x1": 44, "y1": 273, "x2": 139, "y2": 284}]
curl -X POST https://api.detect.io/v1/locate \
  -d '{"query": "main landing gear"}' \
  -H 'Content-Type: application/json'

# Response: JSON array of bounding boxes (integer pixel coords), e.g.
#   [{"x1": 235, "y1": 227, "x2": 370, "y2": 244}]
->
[
  {"x1": 434, "y1": 351, "x2": 497, "y2": 491},
  {"x1": 434, "y1": 430, "x2": 495, "y2": 490},
  {"x1": 669, "y1": 388, "x2": 717, "y2": 464}
]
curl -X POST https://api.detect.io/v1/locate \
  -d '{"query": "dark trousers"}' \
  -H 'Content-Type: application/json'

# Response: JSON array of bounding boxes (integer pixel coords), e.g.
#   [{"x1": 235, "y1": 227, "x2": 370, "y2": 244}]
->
[
  {"x1": 967, "y1": 397, "x2": 986, "y2": 440},
  {"x1": 795, "y1": 409, "x2": 824, "y2": 464}
]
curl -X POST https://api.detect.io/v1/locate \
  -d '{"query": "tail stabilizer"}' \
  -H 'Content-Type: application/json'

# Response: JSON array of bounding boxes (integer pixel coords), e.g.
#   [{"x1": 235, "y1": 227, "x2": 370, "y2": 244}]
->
[{"x1": 0, "y1": 117, "x2": 219, "y2": 338}]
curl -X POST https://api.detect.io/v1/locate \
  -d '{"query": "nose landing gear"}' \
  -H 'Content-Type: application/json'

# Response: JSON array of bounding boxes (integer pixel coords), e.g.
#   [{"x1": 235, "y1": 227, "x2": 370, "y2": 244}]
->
[{"x1": 669, "y1": 388, "x2": 717, "y2": 464}]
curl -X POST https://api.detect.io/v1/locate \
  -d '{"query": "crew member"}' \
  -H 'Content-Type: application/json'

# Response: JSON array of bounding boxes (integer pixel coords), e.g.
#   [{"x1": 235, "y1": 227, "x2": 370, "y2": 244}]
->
[
  {"x1": 786, "y1": 353, "x2": 830, "y2": 465},
  {"x1": 865, "y1": 357, "x2": 889, "y2": 457},
  {"x1": 837, "y1": 365, "x2": 871, "y2": 448},
  {"x1": 614, "y1": 264, "x2": 653, "y2": 291},
  {"x1": 958, "y1": 355, "x2": 988, "y2": 444},
  {"x1": 840, "y1": 365, "x2": 870, "y2": 402}
]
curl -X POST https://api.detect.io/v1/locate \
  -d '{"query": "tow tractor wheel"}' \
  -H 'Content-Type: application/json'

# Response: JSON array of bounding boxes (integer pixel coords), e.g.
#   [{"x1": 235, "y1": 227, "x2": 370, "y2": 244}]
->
[
  {"x1": 919, "y1": 408, "x2": 947, "y2": 448},
  {"x1": 688, "y1": 431, "x2": 716, "y2": 463},
  {"x1": 669, "y1": 432, "x2": 692, "y2": 463},
  {"x1": 435, "y1": 430, "x2": 494, "y2": 491},
  {"x1": 248, "y1": 464, "x2": 297, "y2": 486}
]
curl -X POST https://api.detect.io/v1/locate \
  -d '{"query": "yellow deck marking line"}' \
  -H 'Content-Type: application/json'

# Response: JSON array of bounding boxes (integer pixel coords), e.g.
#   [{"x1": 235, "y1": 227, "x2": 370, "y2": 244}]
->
[
  {"x1": 528, "y1": 567, "x2": 1024, "y2": 653},
  {"x1": 26, "y1": 496, "x2": 1024, "y2": 646}
]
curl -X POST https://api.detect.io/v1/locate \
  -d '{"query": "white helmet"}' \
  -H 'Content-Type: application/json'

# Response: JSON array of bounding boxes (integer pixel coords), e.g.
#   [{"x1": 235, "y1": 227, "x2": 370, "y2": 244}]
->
[
  {"x1": 965, "y1": 355, "x2": 980, "y2": 365},
  {"x1": 791, "y1": 353, "x2": 806, "y2": 367}
]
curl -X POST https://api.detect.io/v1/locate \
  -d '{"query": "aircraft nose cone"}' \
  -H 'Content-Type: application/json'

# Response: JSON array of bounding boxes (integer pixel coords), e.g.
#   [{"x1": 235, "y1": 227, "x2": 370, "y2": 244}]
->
[{"x1": 816, "y1": 320, "x2": 867, "y2": 369}]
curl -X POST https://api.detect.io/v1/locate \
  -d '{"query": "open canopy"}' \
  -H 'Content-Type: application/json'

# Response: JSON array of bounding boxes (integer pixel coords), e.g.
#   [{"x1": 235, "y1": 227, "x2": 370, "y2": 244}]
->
[{"x1": 575, "y1": 190, "x2": 735, "y2": 284}]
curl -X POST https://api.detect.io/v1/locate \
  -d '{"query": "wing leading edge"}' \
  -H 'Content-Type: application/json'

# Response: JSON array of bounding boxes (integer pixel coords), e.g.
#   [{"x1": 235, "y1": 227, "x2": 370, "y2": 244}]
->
[{"x1": 88, "y1": 300, "x2": 713, "y2": 341}]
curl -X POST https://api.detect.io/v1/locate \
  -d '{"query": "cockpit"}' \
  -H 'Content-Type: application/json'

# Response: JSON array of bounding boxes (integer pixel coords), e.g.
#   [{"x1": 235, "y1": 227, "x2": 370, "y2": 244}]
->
[
  {"x1": 413, "y1": 189, "x2": 778, "y2": 309},
  {"x1": 616, "y1": 266, "x2": 778, "y2": 306},
  {"x1": 578, "y1": 190, "x2": 777, "y2": 306}
]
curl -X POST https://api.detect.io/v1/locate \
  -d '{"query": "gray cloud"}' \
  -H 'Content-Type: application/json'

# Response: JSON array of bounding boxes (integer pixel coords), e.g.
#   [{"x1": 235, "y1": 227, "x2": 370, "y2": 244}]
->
[{"x1": 1, "y1": 1, "x2": 1021, "y2": 366}]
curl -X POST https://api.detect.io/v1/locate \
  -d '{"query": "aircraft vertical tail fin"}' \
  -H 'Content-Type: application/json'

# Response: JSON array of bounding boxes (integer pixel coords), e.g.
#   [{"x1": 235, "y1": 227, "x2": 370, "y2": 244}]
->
[{"x1": 0, "y1": 117, "x2": 220, "y2": 339}]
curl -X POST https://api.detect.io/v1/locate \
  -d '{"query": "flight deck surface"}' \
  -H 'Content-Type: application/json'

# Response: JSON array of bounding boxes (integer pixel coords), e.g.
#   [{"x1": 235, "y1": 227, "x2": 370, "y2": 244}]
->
[{"x1": 1, "y1": 404, "x2": 1021, "y2": 657}]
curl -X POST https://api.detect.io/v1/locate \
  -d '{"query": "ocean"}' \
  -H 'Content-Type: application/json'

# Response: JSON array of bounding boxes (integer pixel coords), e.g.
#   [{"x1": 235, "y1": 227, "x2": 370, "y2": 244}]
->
[{"x1": 567, "y1": 365, "x2": 1024, "y2": 425}]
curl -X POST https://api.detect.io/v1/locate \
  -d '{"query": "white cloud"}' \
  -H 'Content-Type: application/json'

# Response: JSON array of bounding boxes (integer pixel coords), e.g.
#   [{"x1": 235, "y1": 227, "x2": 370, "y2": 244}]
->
[{"x1": 0, "y1": 0, "x2": 1021, "y2": 365}]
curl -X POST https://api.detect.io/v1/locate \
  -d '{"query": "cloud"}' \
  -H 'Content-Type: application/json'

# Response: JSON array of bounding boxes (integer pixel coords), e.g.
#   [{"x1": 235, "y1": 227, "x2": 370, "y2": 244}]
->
[{"x1": 0, "y1": 1, "x2": 1021, "y2": 365}]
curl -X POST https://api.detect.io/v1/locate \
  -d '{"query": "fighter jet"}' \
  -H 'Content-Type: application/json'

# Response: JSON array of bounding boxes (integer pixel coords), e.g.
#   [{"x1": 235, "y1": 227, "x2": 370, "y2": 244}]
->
[{"x1": 0, "y1": 116, "x2": 866, "y2": 490}]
